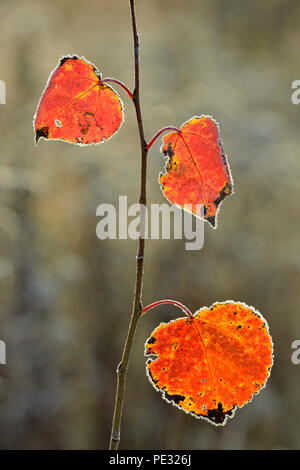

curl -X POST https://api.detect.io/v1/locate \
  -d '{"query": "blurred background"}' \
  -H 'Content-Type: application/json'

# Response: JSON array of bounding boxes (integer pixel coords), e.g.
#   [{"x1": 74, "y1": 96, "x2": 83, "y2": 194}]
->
[{"x1": 0, "y1": 0, "x2": 300, "y2": 450}]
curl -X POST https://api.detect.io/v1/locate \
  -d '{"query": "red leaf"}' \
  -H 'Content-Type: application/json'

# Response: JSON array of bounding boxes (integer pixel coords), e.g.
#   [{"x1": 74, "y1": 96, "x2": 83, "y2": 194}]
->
[
  {"x1": 145, "y1": 301, "x2": 273, "y2": 425},
  {"x1": 34, "y1": 56, "x2": 123, "y2": 145},
  {"x1": 159, "y1": 116, "x2": 233, "y2": 228}
]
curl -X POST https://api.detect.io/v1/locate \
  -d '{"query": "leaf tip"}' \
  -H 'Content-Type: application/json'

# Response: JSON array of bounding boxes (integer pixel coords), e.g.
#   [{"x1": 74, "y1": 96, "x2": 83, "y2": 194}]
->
[{"x1": 206, "y1": 215, "x2": 216, "y2": 228}]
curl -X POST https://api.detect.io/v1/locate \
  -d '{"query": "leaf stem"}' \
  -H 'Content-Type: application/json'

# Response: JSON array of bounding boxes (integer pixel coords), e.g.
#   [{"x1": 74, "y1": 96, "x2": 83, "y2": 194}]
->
[
  {"x1": 109, "y1": 0, "x2": 148, "y2": 451},
  {"x1": 147, "y1": 126, "x2": 180, "y2": 150},
  {"x1": 142, "y1": 299, "x2": 194, "y2": 319},
  {"x1": 101, "y1": 77, "x2": 133, "y2": 100}
]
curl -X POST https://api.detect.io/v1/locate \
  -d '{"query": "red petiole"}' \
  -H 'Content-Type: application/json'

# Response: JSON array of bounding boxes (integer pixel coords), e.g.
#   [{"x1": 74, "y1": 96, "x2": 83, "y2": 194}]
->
[
  {"x1": 101, "y1": 77, "x2": 134, "y2": 100},
  {"x1": 142, "y1": 299, "x2": 194, "y2": 319},
  {"x1": 147, "y1": 126, "x2": 181, "y2": 150}
]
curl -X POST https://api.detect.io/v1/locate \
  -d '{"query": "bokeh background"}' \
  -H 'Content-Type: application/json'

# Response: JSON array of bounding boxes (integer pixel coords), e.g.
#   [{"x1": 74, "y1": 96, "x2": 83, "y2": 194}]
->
[{"x1": 0, "y1": 0, "x2": 300, "y2": 450}]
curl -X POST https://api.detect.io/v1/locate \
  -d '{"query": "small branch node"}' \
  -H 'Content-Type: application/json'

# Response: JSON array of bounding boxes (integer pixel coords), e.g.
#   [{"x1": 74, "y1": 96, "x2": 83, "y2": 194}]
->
[
  {"x1": 142, "y1": 139, "x2": 148, "y2": 152},
  {"x1": 111, "y1": 431, "x2": 120, "y2": 444}
]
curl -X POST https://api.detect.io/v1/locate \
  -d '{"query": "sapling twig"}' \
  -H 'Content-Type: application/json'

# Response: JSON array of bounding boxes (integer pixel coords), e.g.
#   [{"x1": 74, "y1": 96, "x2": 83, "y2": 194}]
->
[{"x1": 109, "y1": 0, "x2": 148, "y2": 451}]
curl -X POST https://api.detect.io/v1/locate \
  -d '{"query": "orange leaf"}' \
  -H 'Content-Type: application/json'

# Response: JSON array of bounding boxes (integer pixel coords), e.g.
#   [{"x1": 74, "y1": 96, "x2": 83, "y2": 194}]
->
[
  {"x1": 159, "y1": 116, "x2": 233, "y2": 228},
  {"x1": 34, "y1": 56, "x2": 123, "y2": 145},
  {"x1": 145, "y1": 301, "x2": 273, "y2": 425}
]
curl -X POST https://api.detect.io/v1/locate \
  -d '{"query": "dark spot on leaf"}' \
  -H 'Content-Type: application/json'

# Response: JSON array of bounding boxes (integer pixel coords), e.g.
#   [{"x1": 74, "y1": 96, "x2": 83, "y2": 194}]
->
[
  {"x1": 148, "y1": 336, "x2": 156, "y2": 345},
  {"x1": 206, "y1": 402, "x2": 234, "y2": 424},
  {"x1": 214, "y1": 182, "x2": 232, "y2": 207},
  {"x1": 164, "y1": 392, "x2": 185, "y2": 405},
  {"x1": 36, "y1": 126, "x2": 49, "y2": 142},
  {"x1": 59, "y1": 55, "x2": 79, "y2": 66},
  {"x1": 163, "y1": 143, "x2": 178, "y2": 171},
  {"x1": 163, "y1": 142, "x2": 174, "y2": 158},
  {"x1": 206, "y1": 215, "x2": 215, "y2": 227},
  {"x1": 77, "y1": 111, "x2": 100, "y2": 136}
]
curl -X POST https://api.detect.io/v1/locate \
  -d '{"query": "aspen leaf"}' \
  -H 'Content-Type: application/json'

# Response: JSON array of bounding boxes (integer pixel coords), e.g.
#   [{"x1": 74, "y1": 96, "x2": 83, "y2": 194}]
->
[
  {"x1": 145, "y1": 301, "x2": 273, "y2": 425},
  {"x1": 34, "y1": 56, "x2": 123, "y2": 145},
  {"x1": 159, "y1": 116, "x2": 233, "y2": 228}
]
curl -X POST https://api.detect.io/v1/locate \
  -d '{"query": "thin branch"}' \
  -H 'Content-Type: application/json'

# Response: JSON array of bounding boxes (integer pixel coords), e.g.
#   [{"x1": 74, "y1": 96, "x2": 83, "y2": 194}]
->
[
  {"x1": 109, "y1": 0, "x2": 148, "y2": 450},
  {"x1": 142, "y1": 299, "x2": 194, "y2": 319}
]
